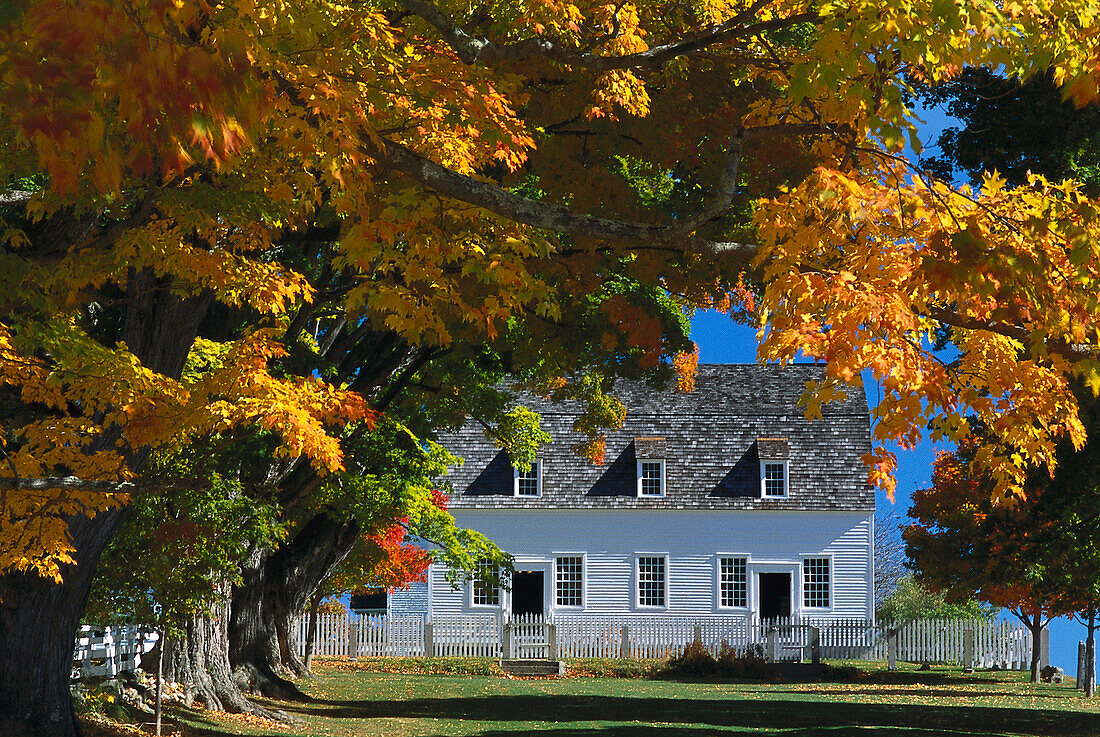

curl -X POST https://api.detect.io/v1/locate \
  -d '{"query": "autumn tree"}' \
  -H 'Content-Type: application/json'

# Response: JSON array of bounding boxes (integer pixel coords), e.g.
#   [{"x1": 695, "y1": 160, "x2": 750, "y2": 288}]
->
[
  {"x1": 905, "y1": 436, "x2": 1086, "y2": 682},
  {"x1": 301, "y1": 521, "x2": 433, "y2": 672},
  {"x1": 6, "y1": 1, "x2": 1100, "y2": 735}
]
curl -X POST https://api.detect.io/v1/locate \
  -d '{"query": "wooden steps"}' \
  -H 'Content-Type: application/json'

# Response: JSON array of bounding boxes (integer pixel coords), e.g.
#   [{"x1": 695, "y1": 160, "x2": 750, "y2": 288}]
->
[{"x1": 500, "y1": 659, "x2": 566, "y2": 677}]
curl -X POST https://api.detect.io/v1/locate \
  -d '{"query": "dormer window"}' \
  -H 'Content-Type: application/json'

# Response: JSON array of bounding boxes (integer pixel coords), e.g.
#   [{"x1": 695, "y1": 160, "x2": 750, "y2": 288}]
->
[
  {"x1": 757, "y1": 437, "x2": 790, "y2": 498},
  {"x1": 637, "y1": 459, "x2": 665, "y2": 497},
  {"x1": 634, "y1": 437, "x2": 667, "y2": 498},
  {"x1": 513, "y1": 460, "x2": 542, "y2": 497},
  {"x1": 761, "y1": 460, "x2": 788, "y2": 498}
]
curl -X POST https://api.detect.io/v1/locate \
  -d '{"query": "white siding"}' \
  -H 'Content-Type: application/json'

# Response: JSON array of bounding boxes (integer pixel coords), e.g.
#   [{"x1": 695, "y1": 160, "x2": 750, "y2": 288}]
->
[{"x1": 429, "y1": 509, "x2": 874, "y2": 620}]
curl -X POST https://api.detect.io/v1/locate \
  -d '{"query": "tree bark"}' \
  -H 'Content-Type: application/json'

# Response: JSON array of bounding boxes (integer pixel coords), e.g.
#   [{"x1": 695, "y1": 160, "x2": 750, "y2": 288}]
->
[
  {"x1": 0, "y1": 510, "x2": 121, "y2": 737},
  {"x1": 229, "y1": 513, "x2": 359, "y2": 696},
  {"x1": 303, "y1": 593, "x2": 322, "y2": 674},
  {"x1": 0, "y1": 268, "x2": 211, "y2": 737},
  {"x1": 161, "y1": 581, "x2": 290, "y2": 721},
  {"x1": 1028, "y1": 619, "x2": 1044, "y2": 683},
  {"x1": 1086, "y1": 609, "x2": 1096, "y2": 697}
]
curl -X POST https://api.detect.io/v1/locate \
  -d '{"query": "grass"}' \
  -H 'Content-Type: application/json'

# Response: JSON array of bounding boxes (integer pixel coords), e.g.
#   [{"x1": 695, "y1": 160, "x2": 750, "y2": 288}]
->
[{"x1": 153, "y1": 660, "x2": 1100, "y2": 737}]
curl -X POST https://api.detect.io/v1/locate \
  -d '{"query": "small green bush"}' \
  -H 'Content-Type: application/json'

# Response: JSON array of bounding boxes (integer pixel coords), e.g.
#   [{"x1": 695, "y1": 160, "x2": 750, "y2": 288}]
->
[{"x1": 566, "y1": 658, "x2": 660, "y2": 678}]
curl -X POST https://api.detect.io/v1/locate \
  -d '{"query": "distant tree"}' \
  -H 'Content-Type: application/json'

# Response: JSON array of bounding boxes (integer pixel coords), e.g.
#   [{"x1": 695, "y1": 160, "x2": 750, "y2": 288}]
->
[
  {"x1": 921, "y1": 68, "x2": 1100, "y2": 191},
  {"x1": 877, "y1": 573, "x2": 996, "y2": 622},
  {"x1": 875, "y1": 513, "x2": 908, "y2": 609},
  {"x1": 906, "y1": 440, "x2": 1076, "y2": 682}
]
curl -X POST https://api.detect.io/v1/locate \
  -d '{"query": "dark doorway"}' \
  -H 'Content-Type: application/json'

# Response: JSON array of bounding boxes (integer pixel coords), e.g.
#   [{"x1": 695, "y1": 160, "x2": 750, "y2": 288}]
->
[
  {"x1": 512, "y1": 571, "x2": 544, "y2": 615},
  {"x1": 758, "y1": 572, "x2": 791, "y2": 619}
]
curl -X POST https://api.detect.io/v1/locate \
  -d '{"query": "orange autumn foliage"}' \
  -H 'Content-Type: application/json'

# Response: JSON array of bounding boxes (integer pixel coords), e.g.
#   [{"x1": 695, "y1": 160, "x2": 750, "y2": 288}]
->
[{"x1": 4, "y1": 0, "x2": 1100, "y2": 585}]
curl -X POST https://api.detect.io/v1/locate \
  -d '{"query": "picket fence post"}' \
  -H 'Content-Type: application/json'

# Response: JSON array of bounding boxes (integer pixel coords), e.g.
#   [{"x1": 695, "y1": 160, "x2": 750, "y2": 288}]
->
[{"x1": 887, "y1": 628, "x2": 898, "y2": 671}]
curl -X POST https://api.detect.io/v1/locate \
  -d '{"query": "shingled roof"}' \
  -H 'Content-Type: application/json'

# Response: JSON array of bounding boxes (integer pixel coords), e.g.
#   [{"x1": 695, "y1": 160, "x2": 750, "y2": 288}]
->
[{"x1": 439, "y1": 364, "x2": 874, "y2": 511}]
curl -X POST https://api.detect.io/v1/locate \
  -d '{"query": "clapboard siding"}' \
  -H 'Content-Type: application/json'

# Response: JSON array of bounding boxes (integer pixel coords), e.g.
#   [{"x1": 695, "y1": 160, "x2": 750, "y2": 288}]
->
[
  {"x1": 429, "y1": 509, "x2": 873, "y2": 619},
  {"x1": 389, "y1": 581, "x2": 428, "y2": 615}
]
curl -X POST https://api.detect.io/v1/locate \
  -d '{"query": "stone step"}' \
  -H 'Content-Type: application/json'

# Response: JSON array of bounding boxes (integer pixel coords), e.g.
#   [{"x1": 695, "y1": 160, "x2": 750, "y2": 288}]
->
[{"x1": 500, "y1": 659, "x2": 566, "y2": 676}]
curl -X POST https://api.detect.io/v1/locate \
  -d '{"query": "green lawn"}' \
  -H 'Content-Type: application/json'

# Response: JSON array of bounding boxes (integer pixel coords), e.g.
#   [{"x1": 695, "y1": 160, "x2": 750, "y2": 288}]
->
[{"x1": 173, "y1": 660, "x2": 1100, "y2": 737}]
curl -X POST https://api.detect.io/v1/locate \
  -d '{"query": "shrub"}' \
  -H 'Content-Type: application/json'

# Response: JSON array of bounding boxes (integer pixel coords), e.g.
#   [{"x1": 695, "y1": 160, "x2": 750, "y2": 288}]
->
[
  {"x1": 566, "y1": 658, "x2": 658, "y2": 678},
  {"x1": 660, "y1": 641, "x2": 776, "y2": 680},
  {"x1": 664, "y1": 640, "x2": 719, "y2": 677}
]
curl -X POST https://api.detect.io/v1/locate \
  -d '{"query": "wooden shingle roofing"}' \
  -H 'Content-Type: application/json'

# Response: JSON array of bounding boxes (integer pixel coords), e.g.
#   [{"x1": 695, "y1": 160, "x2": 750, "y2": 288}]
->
[{"x1": 439, "y1": 364, "x2": 874, "y2": 511}]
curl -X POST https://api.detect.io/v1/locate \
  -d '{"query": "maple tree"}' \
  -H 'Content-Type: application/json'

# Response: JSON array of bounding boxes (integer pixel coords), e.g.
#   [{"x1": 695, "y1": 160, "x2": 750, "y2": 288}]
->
[
  {"x1": 4, "y1": 0, "x2": 1100, "y2": 735},
  {"x1": 302, "y1": 522, "x2": 433, "y2": 672},
  {"x1": 904, "y1": 415, "x2": 1100, "y2": 683}
]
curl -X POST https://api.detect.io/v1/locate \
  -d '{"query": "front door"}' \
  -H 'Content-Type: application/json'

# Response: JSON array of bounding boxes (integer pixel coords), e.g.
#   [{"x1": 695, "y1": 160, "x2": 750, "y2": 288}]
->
[
  {"x1": 512, "y1": 571, "x2": 544, "y2": 616},
  {"x1": 758, "y1": 572, "x2": 792, "y2": 620}
]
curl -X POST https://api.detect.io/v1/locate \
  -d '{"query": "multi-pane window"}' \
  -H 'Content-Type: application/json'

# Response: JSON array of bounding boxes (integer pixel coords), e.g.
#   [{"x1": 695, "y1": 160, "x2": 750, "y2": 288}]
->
[
  {"x1": 472, "y1": 562, "x2": 500, "y2": 606},
  {"x1": 762, "y1": 461, "x2": 787, "y2": 497},
  {"x1": 555, "y1": 556, "x2": 584, "y2": 607},
  {"x1": 719, "y1": 557, "x2": 748, "y2": 608},
  {"x1": 638, "y1": 460, "x2": 664, "y2": 497},
  {"x1": 637, "y1": 556, "x2": 666, "y2": 607},
  {"x1": 515, "y1": 460, "x2": 541, "y2": 497},
  {"x1": 803, "y1": 557, "x2": 830, "y2": 608}
]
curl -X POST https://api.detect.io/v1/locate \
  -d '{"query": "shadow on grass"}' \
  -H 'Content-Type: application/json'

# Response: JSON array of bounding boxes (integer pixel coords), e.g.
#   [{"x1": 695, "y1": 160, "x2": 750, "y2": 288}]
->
[{"x1": 282, "y1": 692, "x2": 1098, "y2": 737}]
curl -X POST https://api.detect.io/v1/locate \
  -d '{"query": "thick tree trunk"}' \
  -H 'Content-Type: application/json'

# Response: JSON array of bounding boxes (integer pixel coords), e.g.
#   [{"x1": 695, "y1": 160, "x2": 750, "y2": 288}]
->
[
  {"x1": 229, "y1": 514, "x2": 359, "y2": 696},
  {"x1": 0, "y1": 270, "x2": 210, "y2": 737},
  {"x1": 0, "y1": 510, "x2": 121, "y2": 737},
  {"x1": 161, "y1": 581, "x2": 290, "y2": 721}
]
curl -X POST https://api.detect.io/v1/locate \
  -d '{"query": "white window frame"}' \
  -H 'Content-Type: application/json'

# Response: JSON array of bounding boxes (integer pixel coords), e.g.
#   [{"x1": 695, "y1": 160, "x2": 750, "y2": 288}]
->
[
  {"x1": 636, "y1": 458, "x2": 666, "y2": 498},
  {"x1": 800, "y1": 555, "x2": 833, "y2": 611},
  {"x1": 553, "y1": 553, "x2": 586, "y2": 610},
  {"x1": 513, "y1": 459, "x2": 542, "y2": 498},
  {"x1": 634, "y1": 553, "x2": 669, "y2": 610},
  {"x1": 760, "y1": 459, "x2": 789, "y2": 498},
  {"x1": 715, "y1": 554, "x2": 750, "y2": 611},
  {"x1": 469, "y1": 562, "x2": 503, "y2": 609}
]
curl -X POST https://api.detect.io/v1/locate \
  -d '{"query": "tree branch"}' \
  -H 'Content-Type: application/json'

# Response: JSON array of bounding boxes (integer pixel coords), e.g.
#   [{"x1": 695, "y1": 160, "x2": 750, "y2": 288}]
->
[
  {"x1": 397, "y1": 0, "x2": 817, "y2": 72},
  {"x1": 0, "y1": 476, "x2": 137, "y2": 492},
  {"x1": 922, "y1": 305, "x2": 1099, "y2": 362},
  {"x1": 376, "y1": 136, "x2": 756, "y2": 260}
]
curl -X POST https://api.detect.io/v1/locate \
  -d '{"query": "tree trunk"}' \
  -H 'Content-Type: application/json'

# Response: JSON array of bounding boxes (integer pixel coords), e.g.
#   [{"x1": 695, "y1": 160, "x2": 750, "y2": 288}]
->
[
  {"x1": 1086, "y1": 610, "x2": 1096, "y2": 697},
  {"x1": 303, "y1": 593, "x2": 322, "y2": 674},
  {"x1": 229, "y1": 514, "x2": 359, "y2": 696},
  {"x1": 0, "y1": 273, "x2": 210, "y2": 737},
  {"x1": 0, "y1": 510, "x2": 121, "y2": 737},
  {"x1": 1029, "y1": 619, "x2": 1044, "y2": 683},
  {"x1": 161, "y1": 581, "x2": 290, "y2": 721}
]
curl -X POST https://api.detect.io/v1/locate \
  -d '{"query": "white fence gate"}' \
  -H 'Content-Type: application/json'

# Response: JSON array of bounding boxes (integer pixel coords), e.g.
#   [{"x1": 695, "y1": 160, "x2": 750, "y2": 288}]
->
[
  {"x1": 293, "y1": 613, "x2": 1032, "y2": 668},
  {"x1": 72, "y1": 625, "x2": 158, "y2": 679}
]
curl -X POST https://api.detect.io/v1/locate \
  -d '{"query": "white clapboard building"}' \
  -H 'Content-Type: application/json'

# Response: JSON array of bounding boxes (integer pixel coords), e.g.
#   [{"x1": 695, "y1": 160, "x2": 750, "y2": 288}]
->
[{"x1": 422, "y1": 364, "x2": 875, "y2": 622}]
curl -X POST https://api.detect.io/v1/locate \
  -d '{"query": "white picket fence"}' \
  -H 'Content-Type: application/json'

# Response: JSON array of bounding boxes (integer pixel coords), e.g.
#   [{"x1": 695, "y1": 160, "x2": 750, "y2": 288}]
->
[
  {"x1": 293, "y1": 612, "x2": 1032, "y2": 668},
  {"x1": 72, "y1": 625, "x2": 158, "y2": 679}
]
